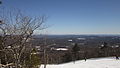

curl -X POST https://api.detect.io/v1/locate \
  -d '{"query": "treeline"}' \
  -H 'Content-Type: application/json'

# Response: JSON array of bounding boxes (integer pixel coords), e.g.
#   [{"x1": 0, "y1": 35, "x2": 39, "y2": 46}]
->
[{"x1": 39, "y1": 43, "x2": 120, "y2": 64}]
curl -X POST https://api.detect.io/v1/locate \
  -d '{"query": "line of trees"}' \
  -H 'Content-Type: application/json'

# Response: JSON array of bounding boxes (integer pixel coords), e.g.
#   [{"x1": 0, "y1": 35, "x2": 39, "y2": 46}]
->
[{"x1": 36, "y1": 42, "x2": 120, "y2": 64}]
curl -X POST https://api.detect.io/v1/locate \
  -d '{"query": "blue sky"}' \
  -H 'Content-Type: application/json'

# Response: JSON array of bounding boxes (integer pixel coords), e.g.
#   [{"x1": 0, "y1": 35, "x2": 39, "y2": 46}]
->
[{"x1": 1, "y1": 0, "x2": 120, "y2": 35}]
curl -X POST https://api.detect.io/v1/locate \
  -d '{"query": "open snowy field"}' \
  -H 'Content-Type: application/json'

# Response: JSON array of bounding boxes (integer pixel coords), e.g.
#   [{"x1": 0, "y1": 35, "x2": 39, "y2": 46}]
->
[{"x1": 40, "y1": 57, "x2": 120, "y2": 68}]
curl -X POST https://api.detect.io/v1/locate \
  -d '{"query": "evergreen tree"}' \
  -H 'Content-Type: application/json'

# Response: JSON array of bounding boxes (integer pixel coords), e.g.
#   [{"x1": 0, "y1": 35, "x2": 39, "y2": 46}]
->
[
  {"x1": 26, "y1": 48, "x2": 41, "y2": 68},
  {"x1": 72, "y1": 43, "x2": 80, "y2": 63},
  {"x1": 72, "y1": 43, "x2": 80, "y2": 53}
]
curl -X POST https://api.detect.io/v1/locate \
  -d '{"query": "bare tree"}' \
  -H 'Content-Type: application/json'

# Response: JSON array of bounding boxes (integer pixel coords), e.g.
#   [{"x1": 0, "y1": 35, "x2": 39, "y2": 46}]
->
[{"x1": 0, "y1": 8, "x2": 46, "y2": 68}]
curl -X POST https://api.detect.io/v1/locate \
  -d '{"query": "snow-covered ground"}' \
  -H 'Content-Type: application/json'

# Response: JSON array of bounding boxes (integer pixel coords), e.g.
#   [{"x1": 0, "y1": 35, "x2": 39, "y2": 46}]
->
[{"x1": 40, "y1": 57, "x2": 120, "y2": 68}]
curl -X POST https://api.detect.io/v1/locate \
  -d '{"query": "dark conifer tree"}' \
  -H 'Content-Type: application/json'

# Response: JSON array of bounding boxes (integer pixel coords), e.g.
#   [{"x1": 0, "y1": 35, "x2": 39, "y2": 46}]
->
[{"x1": 72, "y1": 43, "x2": 80, "y2": 63}]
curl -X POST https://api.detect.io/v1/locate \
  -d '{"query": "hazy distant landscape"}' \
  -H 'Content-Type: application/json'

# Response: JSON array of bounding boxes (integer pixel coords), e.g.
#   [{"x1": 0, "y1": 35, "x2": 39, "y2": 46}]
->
[
  {"x1": 31, "y1": 35, "x2": 120, "y2": 64},
  {"x1": 0, "y1": 0, "x2": 120, "y2": 68},
  {"x1": 33, "y1": 34, "x2": 120, "y2": 46}
]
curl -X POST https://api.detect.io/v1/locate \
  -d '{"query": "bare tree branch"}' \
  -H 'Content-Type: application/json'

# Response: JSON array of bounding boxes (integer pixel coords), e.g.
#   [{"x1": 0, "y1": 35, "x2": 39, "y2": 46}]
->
[{"x1": 0, "y1": 8, "x2": 47, "y2": 68}]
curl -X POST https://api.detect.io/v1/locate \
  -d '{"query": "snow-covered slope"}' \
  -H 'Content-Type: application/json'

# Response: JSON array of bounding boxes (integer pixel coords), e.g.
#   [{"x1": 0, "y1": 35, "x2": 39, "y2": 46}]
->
[{"x1": 40, "y1": 57, "x2": 120, "y2": 68}]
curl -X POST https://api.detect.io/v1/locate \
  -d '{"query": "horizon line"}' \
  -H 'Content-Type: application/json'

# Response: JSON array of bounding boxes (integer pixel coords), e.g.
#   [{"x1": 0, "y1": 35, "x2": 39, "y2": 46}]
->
[{"x1": 33, "y1": 33, "x2": 120, "y2": 36}]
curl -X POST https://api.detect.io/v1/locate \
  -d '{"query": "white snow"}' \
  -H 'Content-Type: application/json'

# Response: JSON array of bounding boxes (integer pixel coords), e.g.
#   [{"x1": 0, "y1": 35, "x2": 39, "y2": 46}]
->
[
  {"x1": 77, "y1": 38, "x2": 86, "y2": 40},
  {"x1": 40, "y1": 57, "x2": 120, "y2": 68},
  {"x1": 68, "y1": 39, "x2": 73, "y2": 42},
  {"x1": 55, "y1": 48, "x2": 68, "y2": 51}
]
